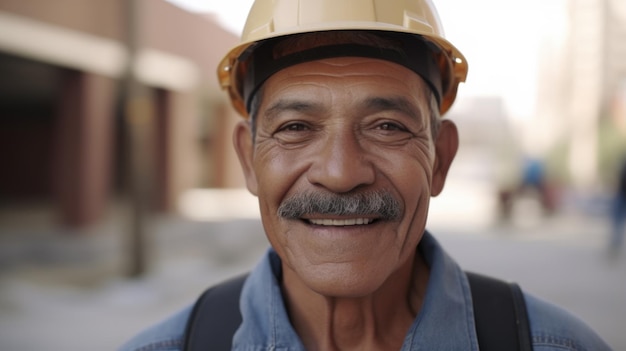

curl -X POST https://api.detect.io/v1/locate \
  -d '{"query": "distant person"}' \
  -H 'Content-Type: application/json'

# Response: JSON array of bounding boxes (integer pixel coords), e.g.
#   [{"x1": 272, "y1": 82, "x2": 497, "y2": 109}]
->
[
  {"x1": 120, "y1": 0, "x2": 611, "y2": 350},
  {"x1": 610, "y1": 156, "x2": 626, "y2": 257},
  {"x1": 520, "y1": 157, "x2": 557, "y2": 214},
  {"x1": 498, "y1": 156, "x2": 558, "y2": 222}
]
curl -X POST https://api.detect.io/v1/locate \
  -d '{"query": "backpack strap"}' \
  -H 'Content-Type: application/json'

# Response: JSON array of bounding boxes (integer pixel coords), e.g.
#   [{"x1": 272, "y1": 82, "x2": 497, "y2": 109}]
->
[
  {"x1": 183, "y1": 272, "x2": 532, "y2": 351},
  {"x1": 183, "y1": 274, "x2": 248, "y2": 351},
  {"x1": 466, "y1": 272, "x2": 533, "y2": 351}
]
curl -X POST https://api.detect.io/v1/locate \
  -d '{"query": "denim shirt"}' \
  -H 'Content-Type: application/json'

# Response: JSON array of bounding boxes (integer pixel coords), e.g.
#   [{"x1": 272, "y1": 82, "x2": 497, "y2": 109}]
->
[{"x1": 119, "y1": 232, "x2": 612, "y2": 351}]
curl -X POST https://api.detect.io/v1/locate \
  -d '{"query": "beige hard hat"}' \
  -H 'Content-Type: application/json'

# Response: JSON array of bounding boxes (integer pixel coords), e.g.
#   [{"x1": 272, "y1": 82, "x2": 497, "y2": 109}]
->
[{"x1": 217, "y1": 0, "x2": 468, "y2": 118}]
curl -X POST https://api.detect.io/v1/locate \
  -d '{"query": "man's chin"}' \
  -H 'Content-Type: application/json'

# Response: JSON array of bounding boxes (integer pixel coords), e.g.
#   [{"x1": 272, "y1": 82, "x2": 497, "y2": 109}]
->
[{"x1": 289, "y1": 261, "x2": 391, "y2": 298}]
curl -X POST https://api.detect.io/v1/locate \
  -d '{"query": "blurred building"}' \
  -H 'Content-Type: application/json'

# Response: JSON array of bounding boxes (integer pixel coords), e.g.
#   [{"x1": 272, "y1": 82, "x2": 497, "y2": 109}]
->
[
  {"x1": 534, "y1": 0, "x2": 626, "y2": 190},
  {"x1": 0, "y1": 0, "x2": 241, "y2": 228}
]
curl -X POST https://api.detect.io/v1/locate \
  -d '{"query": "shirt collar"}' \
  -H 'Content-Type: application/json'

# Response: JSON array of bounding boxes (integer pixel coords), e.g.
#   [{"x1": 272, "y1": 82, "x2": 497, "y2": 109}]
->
[{"x1": 233, "y1": 231, "x2": 479, "y2": 351}]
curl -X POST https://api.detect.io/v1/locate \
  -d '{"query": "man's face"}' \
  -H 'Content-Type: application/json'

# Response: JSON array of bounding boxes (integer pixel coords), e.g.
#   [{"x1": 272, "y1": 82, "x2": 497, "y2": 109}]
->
[{"x1": 234, "y1": 57, "x2": 457, "y2": 297}]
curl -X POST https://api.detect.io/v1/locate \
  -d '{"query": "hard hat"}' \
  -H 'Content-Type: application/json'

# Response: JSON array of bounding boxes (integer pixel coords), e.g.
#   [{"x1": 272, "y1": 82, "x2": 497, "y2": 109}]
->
[{"x1": 217, "y1": 0, "x2": 468, "y2": 118}]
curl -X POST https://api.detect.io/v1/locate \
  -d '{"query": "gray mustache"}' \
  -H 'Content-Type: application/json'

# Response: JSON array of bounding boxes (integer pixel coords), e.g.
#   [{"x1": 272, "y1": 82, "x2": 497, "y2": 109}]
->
[{"x1": 277, "y1": 190, "x2": 402, "y2": 220}]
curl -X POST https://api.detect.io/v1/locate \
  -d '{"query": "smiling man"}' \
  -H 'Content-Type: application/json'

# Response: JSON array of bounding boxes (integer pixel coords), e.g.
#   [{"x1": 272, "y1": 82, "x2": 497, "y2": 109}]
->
[{"x1": 120, "y1": 1, "x2": 612, "y2": 350}]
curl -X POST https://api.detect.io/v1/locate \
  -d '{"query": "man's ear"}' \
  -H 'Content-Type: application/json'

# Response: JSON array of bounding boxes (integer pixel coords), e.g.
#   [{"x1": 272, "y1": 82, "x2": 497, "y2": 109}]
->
[
  {"x1": 431, "y1": 119, "x2": 459, "y2": 197},
  {"x1": 233, "y1": 120, "x2": 258, "y2": 196}
]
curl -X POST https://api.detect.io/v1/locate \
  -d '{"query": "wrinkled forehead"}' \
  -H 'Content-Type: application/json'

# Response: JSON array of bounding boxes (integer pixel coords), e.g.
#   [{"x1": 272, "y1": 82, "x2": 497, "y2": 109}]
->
[
  {"x1": 262, "y1": 56, "x2": 430, "y2": 106},
  {"x1": 238, "y1": 30, "x2": 442, "y2": 114}
]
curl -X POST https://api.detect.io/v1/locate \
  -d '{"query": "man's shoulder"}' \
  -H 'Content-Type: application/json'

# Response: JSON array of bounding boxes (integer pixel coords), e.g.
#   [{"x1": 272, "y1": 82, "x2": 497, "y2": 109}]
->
[
  {"x1": 524, "y1": 292, "x2": 612, "y2": 351},
  {"x1": 118, "y1": 304, "x2": 193, "y2": 351}
]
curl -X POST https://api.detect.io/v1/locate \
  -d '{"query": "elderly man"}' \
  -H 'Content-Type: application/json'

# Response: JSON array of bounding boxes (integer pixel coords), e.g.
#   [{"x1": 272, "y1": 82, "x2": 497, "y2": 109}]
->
[{"x1": 120, "y1": 0, "x2": 612, "y2": 350}]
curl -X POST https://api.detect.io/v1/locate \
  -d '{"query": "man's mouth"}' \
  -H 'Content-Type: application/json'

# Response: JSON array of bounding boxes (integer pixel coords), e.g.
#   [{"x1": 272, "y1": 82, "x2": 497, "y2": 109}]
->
[{"x1": 305, "y1": 218, "x2": 376, "y2": 226}]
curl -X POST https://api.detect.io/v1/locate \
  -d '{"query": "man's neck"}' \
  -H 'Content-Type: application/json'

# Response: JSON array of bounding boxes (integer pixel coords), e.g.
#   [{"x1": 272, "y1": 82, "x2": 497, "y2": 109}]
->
[{"x1": 281, "y1": 252, "x2": 430, "y2": 351}]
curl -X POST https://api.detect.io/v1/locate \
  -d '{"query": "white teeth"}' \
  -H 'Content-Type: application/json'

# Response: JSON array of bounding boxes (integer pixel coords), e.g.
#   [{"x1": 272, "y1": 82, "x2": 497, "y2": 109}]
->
[{"x1": 308, "y1": 218, "x2": 373, "y2": 226}]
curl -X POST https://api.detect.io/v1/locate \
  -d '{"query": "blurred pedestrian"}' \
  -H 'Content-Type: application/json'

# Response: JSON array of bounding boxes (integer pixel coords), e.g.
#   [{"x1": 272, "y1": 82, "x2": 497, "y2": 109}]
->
[
  {"x1": 497, "y1": 156, "x2": 558, "y2": 222},
  {"x1": 610, "y1": 156, "x2": 626, "y2": 257},
  {"x1": 520, "y1": 157, "x2": 558, "y2": 215}
]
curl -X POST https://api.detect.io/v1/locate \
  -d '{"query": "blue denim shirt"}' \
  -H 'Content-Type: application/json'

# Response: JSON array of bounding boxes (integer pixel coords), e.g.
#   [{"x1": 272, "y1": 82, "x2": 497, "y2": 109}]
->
[{"x1": 119, "y1": 232, "x2": 612, "y2": 351}]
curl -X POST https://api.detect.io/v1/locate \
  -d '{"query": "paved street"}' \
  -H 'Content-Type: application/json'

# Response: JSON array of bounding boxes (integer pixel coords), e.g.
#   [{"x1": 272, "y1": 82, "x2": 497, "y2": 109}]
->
[{"x1": 0, "y1": 180, "x2": 624, "y2": 350}]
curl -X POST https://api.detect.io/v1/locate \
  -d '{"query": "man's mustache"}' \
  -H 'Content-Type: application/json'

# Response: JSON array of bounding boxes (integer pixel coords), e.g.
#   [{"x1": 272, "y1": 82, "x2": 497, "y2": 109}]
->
[{"x1": 277, "y1": 190, "x2": 402, "y2": 220}]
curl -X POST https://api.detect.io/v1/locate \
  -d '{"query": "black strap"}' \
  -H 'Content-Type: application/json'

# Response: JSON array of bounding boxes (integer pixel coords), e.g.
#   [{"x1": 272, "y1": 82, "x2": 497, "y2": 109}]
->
[
  {"x1": 467, "y1": 272, "x2": 533, "y2": 351},
  {"x1": 184, "y1": 272, "x2": 532, "y2": 351},
  {"x1": 182, "y1": 274, "x2": 247, "y2": 351}
]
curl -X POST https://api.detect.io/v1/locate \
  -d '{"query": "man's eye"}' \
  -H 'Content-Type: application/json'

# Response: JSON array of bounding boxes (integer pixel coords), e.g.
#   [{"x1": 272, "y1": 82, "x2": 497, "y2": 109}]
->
[
  {"x1": 272, "y1": 122, "x2": 314, "y2": 145},
  {"x1": 378, "y1": 122, "x2": 406, "y2": 131},
  {"x1": 279, "y1": 123, "x2": 309, "y2": 132}
]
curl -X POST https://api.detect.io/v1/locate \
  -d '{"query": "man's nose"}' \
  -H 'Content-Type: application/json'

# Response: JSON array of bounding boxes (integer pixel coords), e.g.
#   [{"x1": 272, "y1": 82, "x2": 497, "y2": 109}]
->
[{"x1": 306, "y1": 130, "x2": 375, "y2": 193}]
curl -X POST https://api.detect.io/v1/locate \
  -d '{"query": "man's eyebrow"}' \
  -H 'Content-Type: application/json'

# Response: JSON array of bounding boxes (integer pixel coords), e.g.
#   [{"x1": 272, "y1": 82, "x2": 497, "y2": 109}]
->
[
  {"x1": 363, "y1": 96, "x2": 420, "y2": 120},
  {"x1": 264, "y1": 99, "x2": 325, "y2": 121}
]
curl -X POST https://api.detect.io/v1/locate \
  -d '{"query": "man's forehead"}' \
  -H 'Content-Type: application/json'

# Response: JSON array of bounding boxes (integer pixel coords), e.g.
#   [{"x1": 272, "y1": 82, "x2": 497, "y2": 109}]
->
[
  {"x1": 261, "y1": 56, "x2": 431, "y2": 102},
  {"x1": 265, "y1": 94, "x2": 419, "y2": 112},
  {"x1": 261, "y1": 78, "x2": 425, "y2": 124}
]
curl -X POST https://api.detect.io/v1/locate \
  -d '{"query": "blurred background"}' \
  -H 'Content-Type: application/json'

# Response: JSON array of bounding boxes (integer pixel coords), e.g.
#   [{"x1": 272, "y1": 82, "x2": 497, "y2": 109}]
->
[{"x1": 0, "y1": 0, "x2": 624, "y2": 350}]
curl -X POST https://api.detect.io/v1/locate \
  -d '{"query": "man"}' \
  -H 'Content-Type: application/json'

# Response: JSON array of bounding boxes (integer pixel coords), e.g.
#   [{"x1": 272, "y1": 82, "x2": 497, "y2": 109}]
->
[{"x1": 120, "y1": 0, "x2": 612, "y2": 350}]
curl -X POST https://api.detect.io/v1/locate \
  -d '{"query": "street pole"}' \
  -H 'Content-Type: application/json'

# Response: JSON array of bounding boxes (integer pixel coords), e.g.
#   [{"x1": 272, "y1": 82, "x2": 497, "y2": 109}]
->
[{"x1": 123, "y1": 0, "x2": 154, "y2": 278}]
